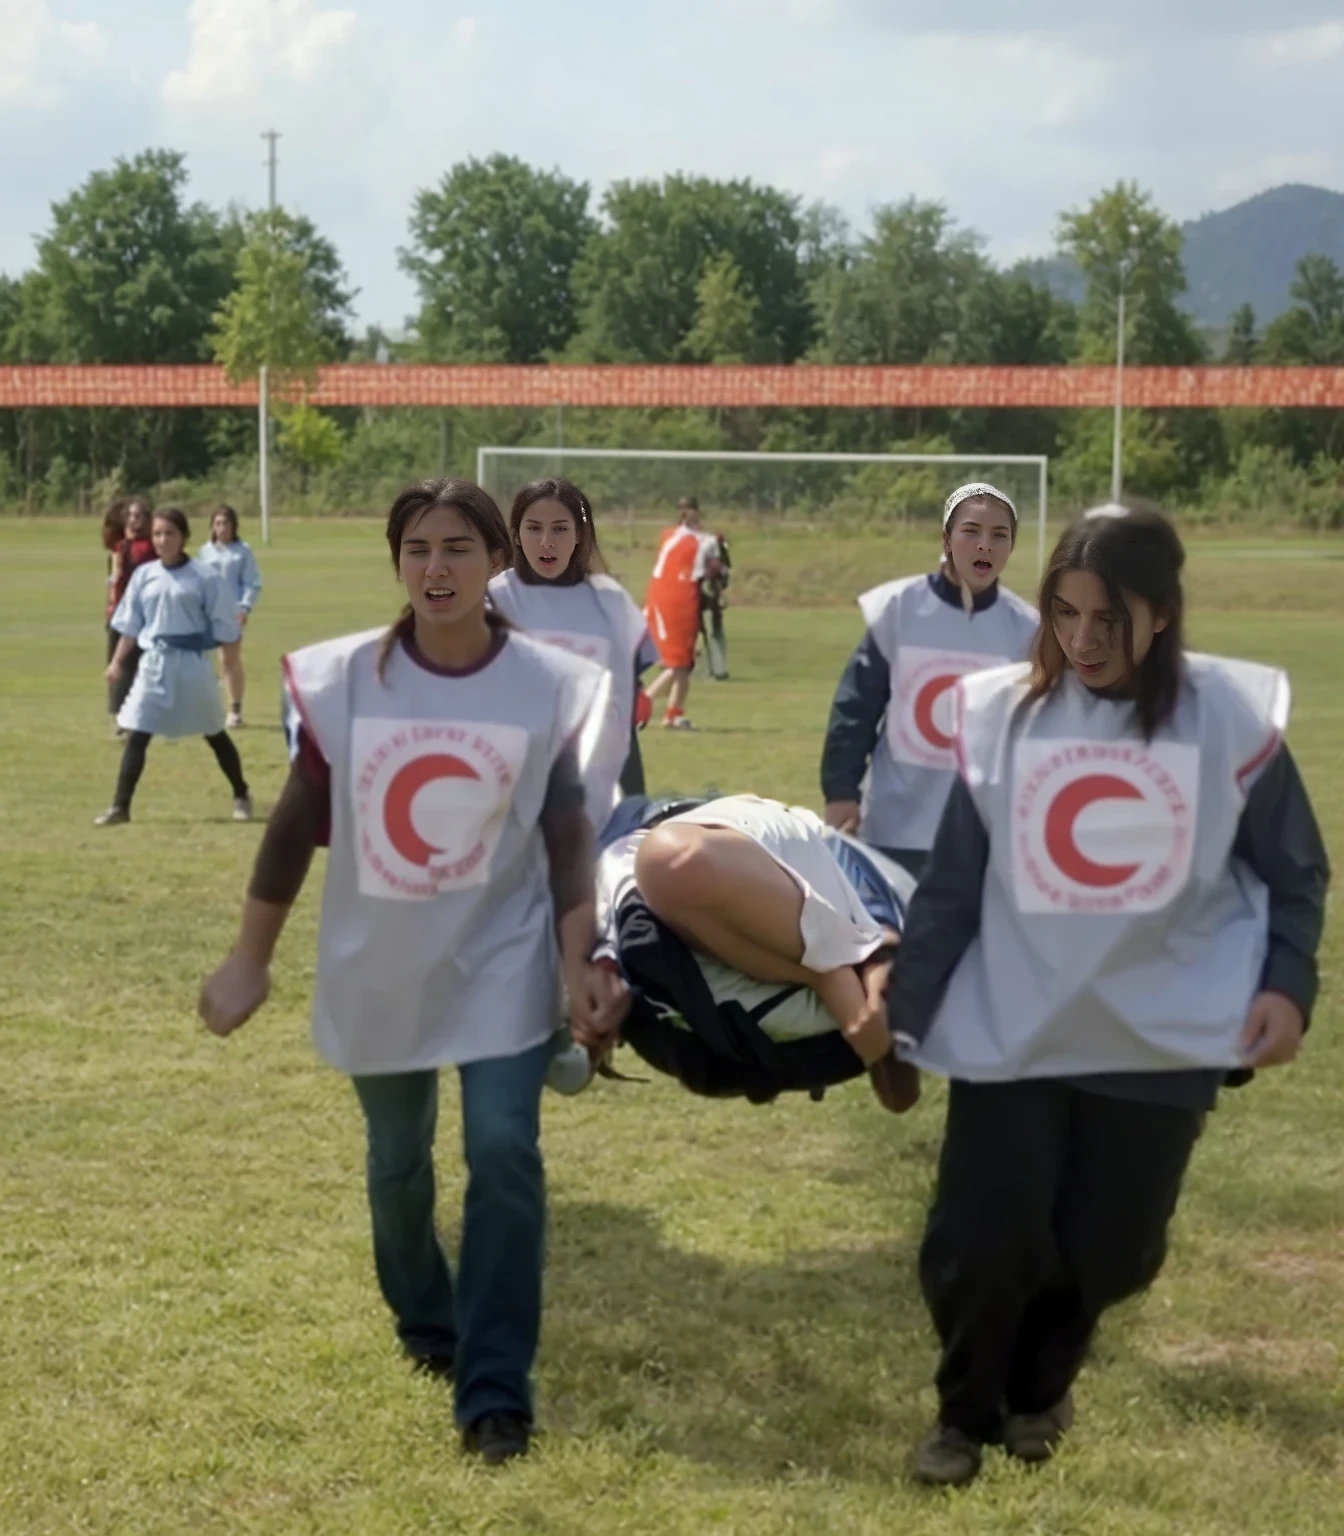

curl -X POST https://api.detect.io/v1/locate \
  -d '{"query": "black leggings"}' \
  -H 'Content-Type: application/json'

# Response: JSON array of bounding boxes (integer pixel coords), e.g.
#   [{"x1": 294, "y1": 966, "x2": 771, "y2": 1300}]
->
[
  {"x1": 113, "y1": 730, "x2": 248, "y2": 812},
  {"x1": 106, "y1": 629, "x2": 142, "y2": 717}
]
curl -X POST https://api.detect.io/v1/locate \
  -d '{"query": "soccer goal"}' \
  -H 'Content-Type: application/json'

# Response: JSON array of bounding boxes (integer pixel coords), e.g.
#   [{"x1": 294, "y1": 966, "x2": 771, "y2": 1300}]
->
[{"x1": 477, "y1": 446, "x2": 1051, "y2": 573}]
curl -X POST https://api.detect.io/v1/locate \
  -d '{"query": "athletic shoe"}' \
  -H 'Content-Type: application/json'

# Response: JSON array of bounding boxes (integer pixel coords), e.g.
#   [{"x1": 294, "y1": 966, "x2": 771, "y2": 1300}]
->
[
  {"x1": 911, "y1": 1423, "x2": 983, "y2": 1487},
  {"x1": 93, "y1": 806, "x2": 130, "y2": 827},
  {"x1": 1004, "y1": 1392, "x2": 1074, "y2": 1463},
  {"x1": 462, "y1": 1413, "x2": 530, "y2": 1465},
  {"x1": 663, "y1": 715, "x2": 695, "y2": 731},
  {"x1": 232, "y1": 795, "x2": 253, "y2": 822},
  {"x1": 226, "y1": 709, "x2": 243, "y2": 729},
  {"x1": 545, "y1": 1030, "x2": 594, "y2": 1095}
]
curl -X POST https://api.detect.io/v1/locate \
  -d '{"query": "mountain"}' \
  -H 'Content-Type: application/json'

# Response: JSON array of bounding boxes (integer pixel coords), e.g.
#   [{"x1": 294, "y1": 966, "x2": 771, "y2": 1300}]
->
[{"x1": 1013, "y1": 184, "x2": 1344, "y2": 330}]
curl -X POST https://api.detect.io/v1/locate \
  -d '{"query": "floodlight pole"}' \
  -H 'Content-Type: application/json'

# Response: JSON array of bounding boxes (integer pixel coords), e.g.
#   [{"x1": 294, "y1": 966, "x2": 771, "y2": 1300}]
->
[{"x1": 1110, "y1": 253, "x2": 1134, "y2": 506}]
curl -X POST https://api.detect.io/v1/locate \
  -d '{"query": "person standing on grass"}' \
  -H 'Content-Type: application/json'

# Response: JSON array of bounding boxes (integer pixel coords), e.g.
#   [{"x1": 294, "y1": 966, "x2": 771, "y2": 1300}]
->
[
  {"x1": 197, "y1": 478, "x2": 615, "y2": 1467},
  {"x1": 488, "y1": 476, "x2": 655, "y2": 832},
  {"x1": 100, "y1": 497, "x2": 128, "y2": 723},
  {"x1": 883, "y1": 503, "x2": 1329, "y2": 1487},
  {"x1": 644, "y1": 495, "x2": 720, "y2": 730},
  {"x1": 104, "y1": 495, "x2": 158, "y2": 732},
  {"x1": 97, "y1": 508, "x2": 252, "y2": 827},
  {"x1": 821, "y1": 482, "x2": 1037, "y2": 880},
  {"x1": 197, "y1": 504, "x2": 262, "y2": 729}
]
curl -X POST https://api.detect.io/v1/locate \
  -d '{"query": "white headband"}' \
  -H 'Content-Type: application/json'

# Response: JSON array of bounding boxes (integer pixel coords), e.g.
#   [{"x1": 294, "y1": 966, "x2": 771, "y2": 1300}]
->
[
  {"x1": 943, "y1": 481, "x2": 1017, "y2": 531},
  {"x1": 1082, "y1": 502, "x2": 1130, "y2": 521}
]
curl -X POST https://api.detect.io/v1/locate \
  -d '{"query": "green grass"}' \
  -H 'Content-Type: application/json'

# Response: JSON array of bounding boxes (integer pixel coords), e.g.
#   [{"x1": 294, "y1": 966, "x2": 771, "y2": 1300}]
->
[{"x1": 1, "y1": 519, "x2": 1341, "y2": 1535}]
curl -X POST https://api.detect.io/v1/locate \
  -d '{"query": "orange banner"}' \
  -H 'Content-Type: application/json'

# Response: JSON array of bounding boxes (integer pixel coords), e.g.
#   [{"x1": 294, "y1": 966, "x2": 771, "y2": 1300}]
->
[{"x1": 2, "y1": 363, "x2": 1342, "y2": 409}]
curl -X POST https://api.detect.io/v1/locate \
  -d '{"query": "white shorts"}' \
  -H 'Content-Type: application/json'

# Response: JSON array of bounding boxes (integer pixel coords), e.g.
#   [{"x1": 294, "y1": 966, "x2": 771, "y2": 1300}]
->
[{"x1": 672, "y1": 795, "x2": 887, "y2": 973}]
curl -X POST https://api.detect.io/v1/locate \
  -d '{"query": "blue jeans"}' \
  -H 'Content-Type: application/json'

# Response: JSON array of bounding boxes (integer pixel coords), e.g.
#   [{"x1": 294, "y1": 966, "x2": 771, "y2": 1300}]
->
[{"x1": 351, "y1": 1035, "x2": 552, "y2": 1426}]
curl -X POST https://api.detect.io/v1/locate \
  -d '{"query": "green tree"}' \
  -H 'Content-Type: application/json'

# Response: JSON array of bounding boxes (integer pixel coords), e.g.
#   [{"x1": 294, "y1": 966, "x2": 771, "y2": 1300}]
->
[
  {"x1": 1056, "y1": 181, "x2": 1202, "y2": 366},
  {"x1": 569, "y1": 175, "x2": 811, "y2": 363},
  {"x1": 808, "y1": 200, "x2": 989, "y2": 365},
  {"x1": 400, "y1": 155, "x2": 594, "y2": 361},
  {"x1": 29, "y1": 149, "x2": 237, "y2": 486},
  {"x1": 1057, "y1": 183, "x2": 1218, "y2": 500},
  {"x1": 1224, "y1": 302, "x2": 1258, "y2": 363},
  {"x1": 1258, "y1": 254, "x2": 1344, "y2": 462},
  {"x1": 211, "y1": 207, "x2": 339, "y2": 392},
  {"x1": 683, "y1": 253, "x2": 760, "y2": 363},
  {"x1": 278, "y1": 401, "x2": 345, "y2": 488}
]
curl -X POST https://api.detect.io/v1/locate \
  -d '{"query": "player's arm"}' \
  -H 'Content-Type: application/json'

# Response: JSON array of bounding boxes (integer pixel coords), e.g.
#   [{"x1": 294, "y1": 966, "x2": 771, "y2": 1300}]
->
[
  {"x1": 821, "y1": 631, "x2": 890, "y2": 830},
  {"x1": 198, "y1": 743, "x2": 329, "y2": 1036},
  {"x1": 886, "y1": 776, "x2": 988, "y2": 1052},
  {"x1": 1231, "y1": 744, "x2": 1330, "y2": 1070}
]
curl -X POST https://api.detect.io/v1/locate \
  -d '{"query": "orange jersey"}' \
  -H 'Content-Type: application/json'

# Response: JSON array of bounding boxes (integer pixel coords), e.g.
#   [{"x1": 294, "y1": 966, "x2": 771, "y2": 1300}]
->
[{"x1": 645, "y1": 526, "x2": 704, "y2": 669}]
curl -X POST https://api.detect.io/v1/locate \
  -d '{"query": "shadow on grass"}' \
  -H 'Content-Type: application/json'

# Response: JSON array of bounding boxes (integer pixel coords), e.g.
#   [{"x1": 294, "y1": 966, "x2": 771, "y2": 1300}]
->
[
  {"x1": 1147, "y1": 1361, "x2": 1344, "y2": 1476},
  {"x1": 540, "y1": 1199, "x2": 934, "y2": 1485}
]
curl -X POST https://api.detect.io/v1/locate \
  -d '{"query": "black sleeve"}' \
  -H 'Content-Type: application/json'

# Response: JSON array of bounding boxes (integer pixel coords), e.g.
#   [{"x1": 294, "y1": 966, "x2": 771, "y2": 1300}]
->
[
  {"x1": 820, "y1": 631, "x2": 891, "y2": 803},
  {"x1": 542, "y1": 744, "x2": 594, "y2": 919},
  {"x1": 887, "y1": 776, "x2": 989, "y2": 1044},
  {"x1": 1231, "y1": 744, "x2": 1330, "y2": 1026}
]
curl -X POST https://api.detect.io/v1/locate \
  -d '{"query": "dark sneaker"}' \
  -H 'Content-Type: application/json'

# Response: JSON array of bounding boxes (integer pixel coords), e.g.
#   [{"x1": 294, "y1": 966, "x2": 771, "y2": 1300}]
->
[
  {"x1": 1005, "y1": 1392, "x2": 1074, "y2": 1463},
  {"x1": 94, "y1": 806, "x2": 130, "y2": 827},
  {"x1": 462, "y1": 1413, "x2": 531, "y2": 1465},
  {"x1": 912, "y1": 1423, "x2": 983, "y2": 1487}
]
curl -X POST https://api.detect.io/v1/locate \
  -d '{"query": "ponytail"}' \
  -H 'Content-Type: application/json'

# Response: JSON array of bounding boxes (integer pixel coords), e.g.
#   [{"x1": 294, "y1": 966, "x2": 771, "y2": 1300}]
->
[{"x1": 376, "y1": 605, "x2": 416, "y2": 682}]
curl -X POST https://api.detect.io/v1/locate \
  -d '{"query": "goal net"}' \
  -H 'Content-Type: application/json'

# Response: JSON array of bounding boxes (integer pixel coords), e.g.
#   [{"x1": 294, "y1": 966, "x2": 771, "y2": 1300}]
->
[{"x1": 477, "y1": 446, "x2": 1051, "y2": 574}]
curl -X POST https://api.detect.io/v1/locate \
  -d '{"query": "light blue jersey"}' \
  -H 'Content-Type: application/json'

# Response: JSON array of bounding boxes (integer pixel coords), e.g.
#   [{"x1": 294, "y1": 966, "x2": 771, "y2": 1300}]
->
[
  {"x1": 197, "y1": 538, "x2": 262, "y2": 614},
  {"x1": 111, "y1": 559, "x2": 239, "y2": 737}
]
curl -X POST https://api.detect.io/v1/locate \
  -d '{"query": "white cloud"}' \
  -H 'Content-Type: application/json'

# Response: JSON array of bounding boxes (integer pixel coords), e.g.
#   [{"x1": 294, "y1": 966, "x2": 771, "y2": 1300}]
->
[
  {"x1": 162, "y1": 0, "x2": 360, "y2": 110},
  {"x1": 0, "y1": 2, "x2": 110, "y2": 106},
  {"x1": 1259, "y1": 22, "x2": 1344, "y2": 64}
]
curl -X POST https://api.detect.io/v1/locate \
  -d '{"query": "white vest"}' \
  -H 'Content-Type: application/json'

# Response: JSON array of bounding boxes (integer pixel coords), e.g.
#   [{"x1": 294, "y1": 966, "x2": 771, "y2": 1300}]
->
[
  {"x1": 858, "y1": 575, "x2": 1037, "y2": 851},
  {"x1": 488, "y1": 569, "x2": 645, "y2": 830},
  {"x1": 911, "y1": 653, "x2": 1289, "y2": 1081},
  {"x1": 284, "y1": 627, "x2": 606, "y2": 1074}
]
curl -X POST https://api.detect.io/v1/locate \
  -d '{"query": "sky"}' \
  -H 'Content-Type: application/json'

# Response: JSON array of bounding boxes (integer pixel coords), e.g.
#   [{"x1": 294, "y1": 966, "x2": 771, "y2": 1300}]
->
[{"x1": 2, "y1": 0, "x2": 1342, "y2": 331}]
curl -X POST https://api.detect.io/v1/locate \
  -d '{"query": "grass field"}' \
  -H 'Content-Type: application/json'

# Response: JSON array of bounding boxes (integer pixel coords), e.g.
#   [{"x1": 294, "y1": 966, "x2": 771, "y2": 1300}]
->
[{"x1": 1, "y1": 518, "x2": 1341, "y2": 1535}]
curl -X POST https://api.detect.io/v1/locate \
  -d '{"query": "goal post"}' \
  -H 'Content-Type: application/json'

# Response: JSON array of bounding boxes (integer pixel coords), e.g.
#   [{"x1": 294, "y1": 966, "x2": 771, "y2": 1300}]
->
[{"x1": 476, "y1": 446, "x2": 1051, "y2": 574}]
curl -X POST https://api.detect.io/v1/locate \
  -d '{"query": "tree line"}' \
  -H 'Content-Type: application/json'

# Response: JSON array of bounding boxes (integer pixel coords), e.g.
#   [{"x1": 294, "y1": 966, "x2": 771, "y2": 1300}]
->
[{"x1": 1, "y1": 150, "x2": 1341, "y2": 526}]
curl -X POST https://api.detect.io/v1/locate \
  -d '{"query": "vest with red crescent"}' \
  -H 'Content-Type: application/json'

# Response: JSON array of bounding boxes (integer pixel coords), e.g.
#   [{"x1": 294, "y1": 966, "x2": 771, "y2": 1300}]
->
[
  {"x1": 911, "y1": 652, "x2": 1290, "y2": 1082},
  {"x1": 857, "y1": 575, "x2": 1038, "y2": 851},
  {"x1": 487, "y1": 569, "x2": 647, "y2": 831},
  {"x1": 282, "y1": 627, "x2": 607, "y2": 1075}
]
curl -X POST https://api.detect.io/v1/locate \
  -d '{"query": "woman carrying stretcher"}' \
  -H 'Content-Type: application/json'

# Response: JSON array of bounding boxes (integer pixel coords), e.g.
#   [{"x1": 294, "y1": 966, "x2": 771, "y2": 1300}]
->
[{"x1": 573, "y1": 794, "x2": 920, "y2": 1112}]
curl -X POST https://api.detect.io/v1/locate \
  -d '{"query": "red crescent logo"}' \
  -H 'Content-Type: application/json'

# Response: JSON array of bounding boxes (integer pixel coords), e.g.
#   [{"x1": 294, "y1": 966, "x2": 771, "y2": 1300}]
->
[
  {"x1": 1044, "y1": 773, "x2": 1144, "y2": 887},
  {"x1": 913, "y1": 674, "x2": 959, "y2": 750},
  {"x1": 383, "y1": 753, "x2": 480, "y2": 867}
]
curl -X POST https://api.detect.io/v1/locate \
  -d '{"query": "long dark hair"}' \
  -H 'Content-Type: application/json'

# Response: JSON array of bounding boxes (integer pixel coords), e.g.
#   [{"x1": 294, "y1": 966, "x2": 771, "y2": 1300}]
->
[
  {"x1": 211, "y1": 504, "x2": 240, "y2": 543},
  {"x1": 101, "y1": 497, "x2": 129, "y2": 553},
  {"x1": 1029, "y1": 502, "x2": 1186, "y2": 740},
  {"x1": 377, "y1": 478, "x2": 513, "y2": 680},
  {"x1": 508, "y1": 477, "x2": 608, "y2": 585}
]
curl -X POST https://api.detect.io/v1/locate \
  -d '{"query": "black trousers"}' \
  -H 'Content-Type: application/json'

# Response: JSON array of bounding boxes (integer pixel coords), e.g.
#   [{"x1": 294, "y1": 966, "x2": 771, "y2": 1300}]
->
[{"x1": 919, "y1": 1078, "x2": 1204, "y2": 1443}]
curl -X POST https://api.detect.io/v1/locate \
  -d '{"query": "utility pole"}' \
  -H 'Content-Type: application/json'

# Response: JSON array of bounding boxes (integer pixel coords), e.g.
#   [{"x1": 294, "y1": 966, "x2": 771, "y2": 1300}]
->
[
  {"x1": 258, "y1": 130, "x2": 280, "y2": 545},
  {"x1": 1110, "y1": 250, "x2": 1134, "y2": 506}
]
